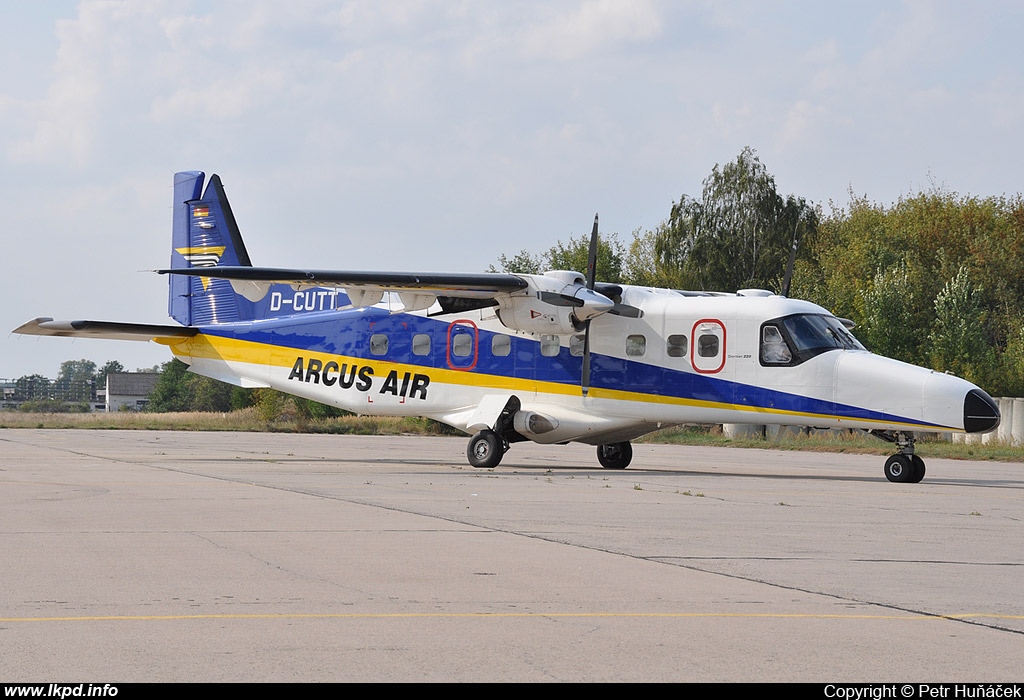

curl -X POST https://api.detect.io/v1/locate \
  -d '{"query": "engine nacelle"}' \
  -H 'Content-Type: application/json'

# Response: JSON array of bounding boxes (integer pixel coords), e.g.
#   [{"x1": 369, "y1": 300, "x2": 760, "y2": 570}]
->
[
  {"x1": 495, "y1": 271, "x2": 613, "y2": 335},
  {"x1": 512, "y1": 411, "x2": 559, "y2": 436},
  {"x1": 497, "y1": 297, "x2": 579, "y2": 334}
]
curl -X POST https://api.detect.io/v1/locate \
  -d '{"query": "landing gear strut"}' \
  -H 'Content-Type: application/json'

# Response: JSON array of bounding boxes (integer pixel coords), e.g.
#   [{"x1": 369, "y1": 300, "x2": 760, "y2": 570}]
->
[{"x1": 872, "y1": 430, "x2": 926, "y2": 483}]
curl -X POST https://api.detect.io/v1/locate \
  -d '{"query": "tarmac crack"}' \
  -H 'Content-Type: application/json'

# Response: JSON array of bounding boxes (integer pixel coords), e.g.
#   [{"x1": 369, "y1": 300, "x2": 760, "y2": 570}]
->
[{"x1": 11, "y1": 434, "x2": 1024, "y2": 638}]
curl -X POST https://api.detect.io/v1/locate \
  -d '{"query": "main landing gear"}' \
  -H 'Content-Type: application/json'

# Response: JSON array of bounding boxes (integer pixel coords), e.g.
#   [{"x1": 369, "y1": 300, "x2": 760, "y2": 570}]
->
[
  {"x1": 597, "y1": 442, "x2": 632, "y2": 469},
  {"x1": 465, "y1": 432, "x2": 635, "y2": 470},
  {"x1": 872, "y1": 430, "x2": 926, "y2": 483},
  {"x1": 467, "y1": 429, "x2": 508, "y2": 468}
]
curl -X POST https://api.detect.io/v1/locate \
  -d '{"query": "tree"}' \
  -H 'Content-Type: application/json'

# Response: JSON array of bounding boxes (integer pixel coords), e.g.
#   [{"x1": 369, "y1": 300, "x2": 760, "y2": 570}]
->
[
  {"x1": 147, "y1": 359, "x2": 192, "y2": 412},
  {"x1": 490, "y1": 234, "x2": 626, "y2": 283},
  {"x1": 147, "y1": 359, "x2": 253, "y2": 412},
  {"x1": 96, "y1": 360, "x2": 125, "y2": 390},
  {"x1": 805, "y1": 190, "x2": 1024, "y2": 389},
  {"x1": 53, "y1": 359, "x2": 97, "y2": 402},
  {"x1": 545, "y1": 232, "x2": 625, "y2": 283},
  {"x1": 655, "y1": 147, "x2": 818, "y2": 292},
  {"x1": 489, "y1": 250, "x2": 544, "y2": 275},
  {"x1": 491, "y1": 232, "x2": 626, "y2": 282},
  {"x1": 858, "y1": 265, "x2": 919, "y2": 362},
  {"x1": 929, "y1": 267, "x2": 992, "y2": 384}
]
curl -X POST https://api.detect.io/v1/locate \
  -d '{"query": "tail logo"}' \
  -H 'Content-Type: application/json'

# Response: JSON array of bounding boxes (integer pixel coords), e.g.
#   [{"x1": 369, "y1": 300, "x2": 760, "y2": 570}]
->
[{"x1": 175, "y1": 246, "x2": 226, "y2": 290}]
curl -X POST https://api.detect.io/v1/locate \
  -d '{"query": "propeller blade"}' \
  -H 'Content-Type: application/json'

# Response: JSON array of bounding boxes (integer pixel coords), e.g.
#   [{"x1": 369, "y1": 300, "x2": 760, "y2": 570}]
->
[
  {"x1": 781, "y1": 228, "x2": 799, "y2": 298},
  {"x1": 537, "y1": 291, "x2": 584, "y2": 307},
  {"x1": 581, "y1": 215, "x2": 601, "y2": 395},
  {"x1": 586, "y1": 214, "x2": 599, "y2": 290},
  {"x1": 581, "y1": 319, "x2": 591, "y2": 396},
  {"x1": 609, "y1": 303, "x2": 643, "y2": 318}
]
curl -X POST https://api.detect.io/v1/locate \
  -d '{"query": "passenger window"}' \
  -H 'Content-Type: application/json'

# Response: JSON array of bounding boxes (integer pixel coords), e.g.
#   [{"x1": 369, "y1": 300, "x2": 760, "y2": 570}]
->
[
  {"x1": 370, "y1": 333, "x2": 389, "y2": 355},
  {"x1": 760, "y1": 325, "x2": 793, "y2": 364},
  {"x1": 412, "y1": 333, "x2": 430, "y2": 356},
  {"x1": 540, "y1": 334, "x2": 561, "y2": 357},
  {"x1": 452, "y1": 333, "x2": 473, "y2": 357},
  {"x1": 570, "y1": 334, "x2": 586, "y2": 357},
  {"x1": 667, "y1": 334, "x2": 688, "y2": 357},
  {"x1": 626, "y1": 334, "x2": 646, "y2": 357},
  {"x1": 491, "y1": 334, "x2": 511, "y2": 357},
  {"x1": 697, "y1": 334, "x2": 719, "y2": 358}
]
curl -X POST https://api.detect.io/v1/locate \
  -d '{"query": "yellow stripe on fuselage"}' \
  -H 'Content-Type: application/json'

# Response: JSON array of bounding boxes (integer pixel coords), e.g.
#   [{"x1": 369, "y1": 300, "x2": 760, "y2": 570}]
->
[{"x1": 172, "y1": 333, "x2": 949, "y2": 432}]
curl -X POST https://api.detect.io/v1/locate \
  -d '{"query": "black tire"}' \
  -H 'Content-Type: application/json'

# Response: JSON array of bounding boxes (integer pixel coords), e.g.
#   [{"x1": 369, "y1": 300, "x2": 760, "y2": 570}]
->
[
  {"x1": 909, "y1": 455, "x2": 926, "y2": 483},
  {"x1": 884, "y1": 454, "x2": 913, "y2": 483},
  {"x1": 597, "y1": 442, "x2": 632, "y2": 469},
  {"x1": 467, "y1": 430, "x2": 503, "y2": 468}
]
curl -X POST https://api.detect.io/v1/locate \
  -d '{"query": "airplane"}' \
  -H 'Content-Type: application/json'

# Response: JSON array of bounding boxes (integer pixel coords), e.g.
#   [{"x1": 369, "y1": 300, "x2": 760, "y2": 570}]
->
[{"x1": 14, "y1": 170, "x2": 1001, "y2": 483}]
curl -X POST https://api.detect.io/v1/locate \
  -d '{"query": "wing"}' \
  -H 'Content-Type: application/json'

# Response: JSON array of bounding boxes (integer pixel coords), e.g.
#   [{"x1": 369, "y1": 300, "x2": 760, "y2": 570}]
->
[
  {"x1": 157, "y1": 266, "x2": 531, "y2": 312},
  {"x1": 158, "y1": 266, "x2": 528, "y2": 296},
  {"x1": 13, "y1": 318, "x2": 198, "y2": 342}
]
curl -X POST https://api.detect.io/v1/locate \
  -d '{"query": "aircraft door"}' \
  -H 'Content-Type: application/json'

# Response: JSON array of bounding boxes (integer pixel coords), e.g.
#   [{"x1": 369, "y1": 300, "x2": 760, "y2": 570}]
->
[
  {"x1": 691, "y1": 319, "x2": 726, "y2": 374},
  {"x1": 447, "y1": 320, "x2": 478, "y2": 371}
]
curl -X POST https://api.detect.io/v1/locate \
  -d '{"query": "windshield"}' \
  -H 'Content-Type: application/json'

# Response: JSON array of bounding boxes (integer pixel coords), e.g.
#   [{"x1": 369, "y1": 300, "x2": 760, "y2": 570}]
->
[
  {"x1": 782, "y1": 314, "x2": 864, "y2": 353},
  {"x1": 761, "y1": 314, "x2": 865, "y2": 366}
]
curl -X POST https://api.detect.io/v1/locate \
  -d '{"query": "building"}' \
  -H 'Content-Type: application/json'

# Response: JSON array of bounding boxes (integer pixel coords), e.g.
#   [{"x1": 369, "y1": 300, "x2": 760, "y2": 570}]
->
[{"x1": 105, "y1": 372, "x2": 160, "y2": 412}]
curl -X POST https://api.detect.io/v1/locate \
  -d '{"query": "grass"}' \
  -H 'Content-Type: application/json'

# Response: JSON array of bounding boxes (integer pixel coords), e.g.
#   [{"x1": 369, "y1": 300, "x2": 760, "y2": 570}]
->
[
  {"x1": 2, "y1": 409, "x2": 1023, "y2": 462},
  {"x1": 636, "y1": 424, "x2": 1024, "y2": 463},
  {"x1": 0, "y1": 407, "x2": 455, "y2": 436}
]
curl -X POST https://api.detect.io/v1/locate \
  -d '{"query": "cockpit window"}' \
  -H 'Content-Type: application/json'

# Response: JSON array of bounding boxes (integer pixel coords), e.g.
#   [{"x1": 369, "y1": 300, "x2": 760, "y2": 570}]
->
[
  {"x1": 761, "y1": 314, "x2": 864, "y2": 366},
  {"x1": 760, "y1": 325, "x2": 792, "y2": 364}
]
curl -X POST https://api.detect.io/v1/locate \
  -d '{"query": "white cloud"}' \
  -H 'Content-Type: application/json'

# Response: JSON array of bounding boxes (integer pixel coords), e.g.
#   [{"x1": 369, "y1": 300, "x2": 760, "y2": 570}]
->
[
  {"x1": 3, "y1": 1, "x2": 1024, "y2": 378},
  {"x1": 520, "y1": 0, "x2": 663, "y2": 61}
]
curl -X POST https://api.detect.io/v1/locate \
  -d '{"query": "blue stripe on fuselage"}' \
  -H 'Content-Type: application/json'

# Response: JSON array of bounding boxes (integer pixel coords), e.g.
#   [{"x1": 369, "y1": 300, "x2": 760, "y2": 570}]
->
[{"x1": 197, "y1": 308, "x2": 936, "y2": 428}]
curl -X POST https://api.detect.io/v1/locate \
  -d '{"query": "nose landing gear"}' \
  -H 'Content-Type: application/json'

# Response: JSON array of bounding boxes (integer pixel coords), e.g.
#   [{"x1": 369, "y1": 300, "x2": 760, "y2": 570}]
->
[{"x1": 873, "y1": 430, "x2": 926, "y2": 483}]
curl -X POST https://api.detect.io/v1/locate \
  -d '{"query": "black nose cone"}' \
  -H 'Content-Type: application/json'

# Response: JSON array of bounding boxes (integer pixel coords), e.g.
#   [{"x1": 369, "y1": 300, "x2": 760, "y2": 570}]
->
[{"x1": 964, "y1": 389, "x2": 1000, "y2": 433}]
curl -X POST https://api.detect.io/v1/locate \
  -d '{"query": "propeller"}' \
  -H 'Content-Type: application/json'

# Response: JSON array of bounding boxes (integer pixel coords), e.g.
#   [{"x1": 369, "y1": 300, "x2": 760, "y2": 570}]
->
[
  {"x1": 577, "y1": 215, "x2": 643, "y2": 394},
  {"x1": 533, "y1": 214, "x2": 643, "y2": 395}
]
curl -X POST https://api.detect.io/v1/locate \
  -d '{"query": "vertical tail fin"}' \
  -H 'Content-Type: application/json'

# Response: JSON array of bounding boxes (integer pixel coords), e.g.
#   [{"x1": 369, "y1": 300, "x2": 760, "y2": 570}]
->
[
  {"x1": 169, "y1": 171, "x2": 252, "y2": 326},
  {"x1": 169, "y1": 170, "x2": 348, "y2": 326}
]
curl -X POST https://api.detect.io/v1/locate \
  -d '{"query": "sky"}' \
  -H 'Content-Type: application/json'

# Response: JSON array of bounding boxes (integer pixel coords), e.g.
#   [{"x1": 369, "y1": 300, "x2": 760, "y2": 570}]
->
[{"x1": 2, "y1": 0, "x2": 1023, "y2": 379}]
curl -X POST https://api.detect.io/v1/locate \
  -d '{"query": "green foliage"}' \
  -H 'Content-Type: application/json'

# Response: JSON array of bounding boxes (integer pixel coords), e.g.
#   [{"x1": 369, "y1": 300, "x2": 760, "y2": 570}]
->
[
  {"x1": 293, "y1": 396, "x2": 350, "y2": 420},
  {"x1": 490, "y1": 233, "x2": 626, "y2": 283},
  {"x1": 929, "y1": 267, "x2": 992, "y2": 384},
  {"x1": 490, "y1": 250, "x2": 544, "y2": 274},
  {"x1": 146, "y1": 359, "x2": 191, "y2": 412},
  {"x1": 546, "y1": 232, "x2": 625, "y2": 283},
  {"x1": 252, "y1": 388, "x2": 287, "y2": 422},
  {"x1": 489, "y1": 154, "x2": 1024, "y2": 395},
  {"x1": 147, "y1": 359, "x2": 249, "y2": 413},
  {"x1": 401, "y1": 416, "x2": 464, "y2": 435},
  {"x1": 858, "y1": 265, "x2": 919, "y2": 362},
  {"x1": 19, "y1": 399, "x2": 89, "y2": 413},
  {"x1": 53, "y1": 359, "x2": 97, "y2": 402},
  {"x1": 654, "y1": 147, "x2": 818, "y2": 292},
  {"x1": 807, "y1": 191, "x2": 1024, "y2": 394},
  {"x1": 96, "y1": 360, "x2": 125, "y2": 389},
  {"x1": 623, "y1": 227, "x2": 665, "y2": 287}
]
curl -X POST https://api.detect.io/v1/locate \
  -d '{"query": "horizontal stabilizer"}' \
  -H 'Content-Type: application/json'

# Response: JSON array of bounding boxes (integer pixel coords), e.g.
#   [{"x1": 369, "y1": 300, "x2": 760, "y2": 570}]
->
[{"x1": 13, "y1": 318, "x2": 197, "y2": 342}]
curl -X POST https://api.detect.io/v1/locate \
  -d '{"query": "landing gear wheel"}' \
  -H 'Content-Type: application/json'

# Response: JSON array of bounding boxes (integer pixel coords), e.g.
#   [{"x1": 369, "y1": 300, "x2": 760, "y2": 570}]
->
[
  {"x1": 909, "y1": 455, "x2": 926, "y2": 483},
  {"x1": 467, "y1": 430, "x2": 504, "y2": 468},
  {"x1": 884, "y1": 454, "x2": 914, "y2": 483},
  {"x1": 597, "y1": 442, "x2": 632, "y2": 469}
]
